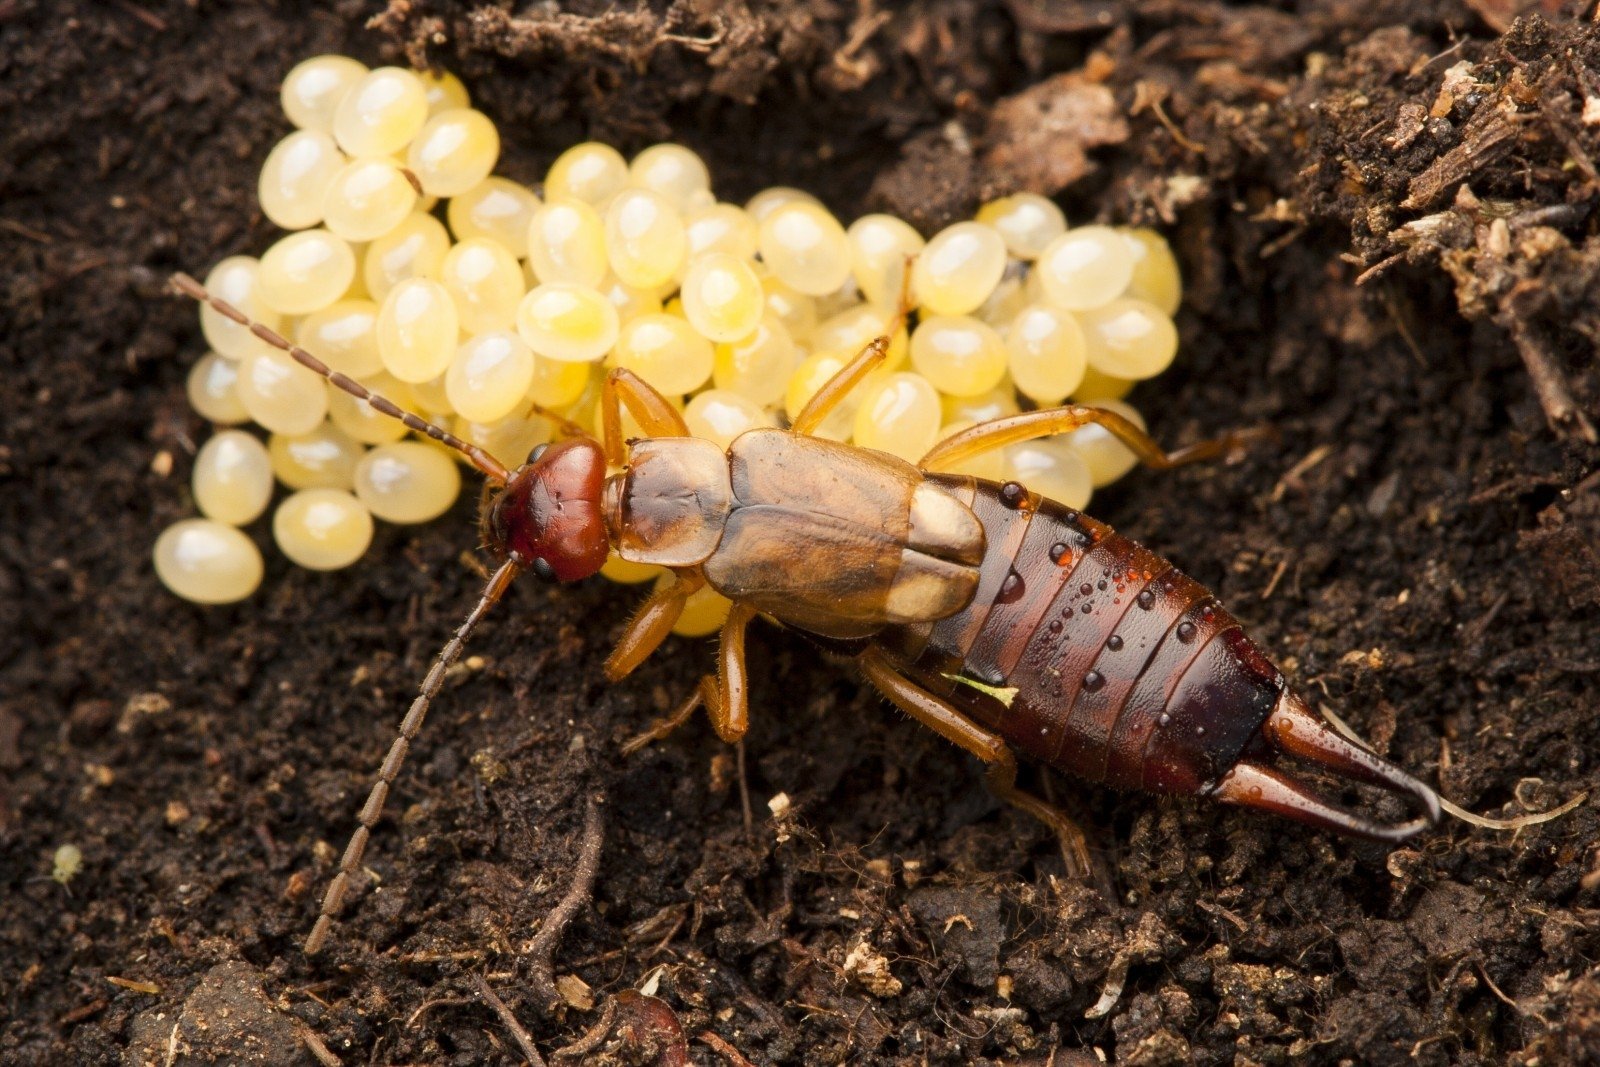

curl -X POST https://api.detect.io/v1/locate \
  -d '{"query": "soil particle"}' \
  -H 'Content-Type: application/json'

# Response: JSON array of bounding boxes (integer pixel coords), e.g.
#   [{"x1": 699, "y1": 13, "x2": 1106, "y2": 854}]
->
[
  {"x1": 125, "y1": 962, "x2": 316, "y2": 1067},
  {"x1": 907, "y1": 885, "x2": 1004, "y2": 988}
]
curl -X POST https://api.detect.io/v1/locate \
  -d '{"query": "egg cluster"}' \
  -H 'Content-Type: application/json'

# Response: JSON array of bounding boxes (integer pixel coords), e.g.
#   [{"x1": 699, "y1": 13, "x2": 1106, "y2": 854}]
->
[{"x1": 158, "y1": 54, "x2": 1184, "y2": 632}]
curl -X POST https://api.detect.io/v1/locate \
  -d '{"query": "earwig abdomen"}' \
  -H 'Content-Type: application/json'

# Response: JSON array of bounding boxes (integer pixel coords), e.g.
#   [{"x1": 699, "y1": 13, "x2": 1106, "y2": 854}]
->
[{"x1": 886, "y1": 477, "x2": 1283, "y2": 799}]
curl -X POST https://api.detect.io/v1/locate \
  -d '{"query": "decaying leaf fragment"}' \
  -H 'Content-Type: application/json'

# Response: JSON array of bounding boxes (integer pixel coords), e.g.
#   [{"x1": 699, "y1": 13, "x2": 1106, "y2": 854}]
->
[{"x1": 982, "y1": 72, "x2": 1129, "y2": 195}]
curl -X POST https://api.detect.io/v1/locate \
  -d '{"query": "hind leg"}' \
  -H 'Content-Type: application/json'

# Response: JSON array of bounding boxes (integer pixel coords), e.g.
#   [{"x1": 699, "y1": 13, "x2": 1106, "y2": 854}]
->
[
  {"x1": 919, "y1": 405, "x2": 1271, "y2": 474},
  {"x1": 858, "y1": 647, "x2": 1096, "y2": 879}
]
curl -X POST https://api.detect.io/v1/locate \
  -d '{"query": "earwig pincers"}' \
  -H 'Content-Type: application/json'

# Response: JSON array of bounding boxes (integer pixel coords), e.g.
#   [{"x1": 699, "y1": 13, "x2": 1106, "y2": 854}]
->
[{"x1": 171, "y1": 272, "x2": 1441, "y2": 954}]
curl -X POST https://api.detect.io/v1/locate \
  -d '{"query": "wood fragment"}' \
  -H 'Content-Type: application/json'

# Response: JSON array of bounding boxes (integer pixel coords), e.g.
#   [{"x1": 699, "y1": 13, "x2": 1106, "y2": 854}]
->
[
  {"x1": 1260, "y1": 559, "x2": 1288, "y2": 601},
  {"x1": 1004, "y1": 0, "x2": 1120, "y2": 33},
  {"x1": 0, "y1": 216, "x2": 51, "y2": 243},
  {"x1": 1270, "y1": 444, "x2": 1334, "y2": 502},
  {"x1": 58, "y1": 998, "x2": 108, "y2": 1026},
  {"x1": 1402, "y1": 112, "x2": 1526, "y2": 210},
  {"x1": 293, "y1": 1021, "x2": 343, "y2": 1067},
  {"x1": 405, "y1": 997, "x2": 472, "y2": 1028},
  {"x1": 698, "y1": 1030, "x2": 757, "y2": 1067},
  {"x1": 1497, "y1": 291, "x2": 1599, "y2": 444},
  {"x1": 106, "y1": 976, "x2": 161, "y2": 994}
]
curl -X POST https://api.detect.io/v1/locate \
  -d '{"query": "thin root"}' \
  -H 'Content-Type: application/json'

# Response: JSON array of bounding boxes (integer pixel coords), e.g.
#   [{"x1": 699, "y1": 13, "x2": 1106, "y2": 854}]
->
[
  {"x1": 525, "y1": 793, "x2": 607, "y2": 1011},
  {"x1": 473, "y1": 974, "x2": 548, "y2": 1067},
  {"x1": 1317, "y1": 705, "x2": 1587, "y2": 832},
  {"x1": 698, "y1": 1030, "x2": 757, "y2": 1067},
  {"x1": 1439, "y1": 793, "x2": 1587, "y2": 831}
]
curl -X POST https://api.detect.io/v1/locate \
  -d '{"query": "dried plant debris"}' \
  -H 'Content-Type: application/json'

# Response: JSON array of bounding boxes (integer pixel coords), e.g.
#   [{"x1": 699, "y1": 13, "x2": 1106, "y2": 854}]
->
[{"x1": 1300, "y1": 18, "x2": 1600, "y2": 442}]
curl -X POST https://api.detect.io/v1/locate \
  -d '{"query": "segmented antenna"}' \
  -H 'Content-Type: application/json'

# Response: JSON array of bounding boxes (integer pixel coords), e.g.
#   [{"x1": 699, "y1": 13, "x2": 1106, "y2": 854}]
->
[
  {"x1": 169, "y1": 273, "x2": 511, "y2": 483},
  {"x1": 305, "y1": 556, "x2": 522, "y2": 954},
  {"x1": 170, "y1": 271, "x2": 528, "y2": 951}
]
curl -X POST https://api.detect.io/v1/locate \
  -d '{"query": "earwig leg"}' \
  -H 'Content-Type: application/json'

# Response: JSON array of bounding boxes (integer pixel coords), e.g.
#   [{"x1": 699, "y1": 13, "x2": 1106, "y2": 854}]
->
[
  {"x1": 918, "y1": 404, "x2": 1272, "y2": 474},
  {"x1": 621, "y1": 602, "x2": 755, "y2": 753},
  {"x1": 602, "y1": 368, "x2": 690, "y2": 467},
  {"x1": 604, "y1": 570, "x2": 705, "y2": 682},
  {"x1": 1213, "y1": 690, "x2": 1441, "y2": 843},
  {"x1": 519, "y1": 399, "x2": 592, "y2": 443},
  {"x1": 622, "y1": 676, "x2": 717, "y2": 755},
  {"x1": 709, "y1": 603, "x2": 755, "y2": 742},
  {"x1": 790, "y1": 337, "x2": 891, "y2": 436},
  {"x1": 984, "y1": 749, "x2": 1097, "y2": 881},
  {"x1": 859, "y1": 648, "x2": 1006, "y2": 757},
  {"x1": 858, "y1": 647, "x2": 1095, "y2": 879}
]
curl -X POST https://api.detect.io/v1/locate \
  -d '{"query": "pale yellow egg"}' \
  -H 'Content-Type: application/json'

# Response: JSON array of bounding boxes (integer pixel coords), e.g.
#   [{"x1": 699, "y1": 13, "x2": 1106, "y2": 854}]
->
[
  {"x1": 259, "y1": 129, "x2": 346, "y2": 230},
  {"x1": 269, "y1": 421, "x2": 366, "y2": 490},
  {"x1": 193, "y1": 430, "x2": 274, "y2": 526},
  {"x1": 911, "y1": 221, "x2": 1007, "y2": 316},
  {"x1": 376, "y1": 278, "x2": 460, "y2": 383},
  {"x1": 447, "y1": 177, "x2": 541, "y2": 258},
  {"x1": 199, "y1": 256, "x2": 282, "y2": 361},
  {"x1": 976, "y1": 193, "x2": 1066, "y2": 260},
  {"x1": 332, "y1": 66, "x2": 429, "y2": 159},
  {"x1": 281, "y1": 55, "x2": 368, "y2": 134},
  {"x1": 354, "y1": 440, "x2": 462, "y2": 523},
  {"x1": 407, "y1": 108, "x2": 500, "y2": 197},
  {"x1": 516, "y1": 283, "x2": 619, "y2": 363},
  {"x1": 274, "y1": 489, "x2": 374, "y2": 569},
  {"x1": 154, "y1": 519, "x2": 263, "y2": 603},
  {"x1": 363, "y1": 212, "x2": 451, "y2": 301}
]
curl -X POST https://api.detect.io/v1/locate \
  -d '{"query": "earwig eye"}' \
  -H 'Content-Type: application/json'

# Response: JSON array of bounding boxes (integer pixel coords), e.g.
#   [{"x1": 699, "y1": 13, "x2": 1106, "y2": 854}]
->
[
  {"x1": 532, "y1": 557, "x2": 557, "y2": 581},
  {"x1": 528, "y1": 443, "x2": 549, "y2": 464}
]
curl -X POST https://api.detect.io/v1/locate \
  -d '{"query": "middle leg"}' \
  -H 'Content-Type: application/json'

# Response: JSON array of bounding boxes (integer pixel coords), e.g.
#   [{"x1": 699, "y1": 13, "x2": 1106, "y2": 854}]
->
[{"x1": 623, "y1": 602, "x2": 757, "y2": 753}]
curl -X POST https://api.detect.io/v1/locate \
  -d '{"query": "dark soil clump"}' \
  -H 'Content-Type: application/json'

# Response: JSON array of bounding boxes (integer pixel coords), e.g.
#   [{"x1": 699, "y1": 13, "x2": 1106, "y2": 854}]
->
[{"x1": 3, "y1": 2, "x2": 1598, "y2": 1064}]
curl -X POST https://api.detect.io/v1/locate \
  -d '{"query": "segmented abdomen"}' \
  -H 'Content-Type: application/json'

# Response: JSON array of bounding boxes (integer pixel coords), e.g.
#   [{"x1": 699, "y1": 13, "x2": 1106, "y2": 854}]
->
[{"x1": 883, "y1": 476, "x2": 1284, "y2": 795}]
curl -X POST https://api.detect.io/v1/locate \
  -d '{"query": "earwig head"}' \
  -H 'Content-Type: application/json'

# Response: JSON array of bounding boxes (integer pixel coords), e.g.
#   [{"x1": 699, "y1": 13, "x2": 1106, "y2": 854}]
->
[{"x1": 483, "y1": 438, "x2": 610, "y2": 582}]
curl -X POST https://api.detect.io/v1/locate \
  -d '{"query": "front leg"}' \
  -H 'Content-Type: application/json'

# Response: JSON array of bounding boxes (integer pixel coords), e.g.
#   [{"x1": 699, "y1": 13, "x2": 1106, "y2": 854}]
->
[
  {"x1": 601, "y1": 367, "x2": 689, "y2": 467},
  {"x1": 604, "y1": 569, "x2": 704, "y2": 682}
]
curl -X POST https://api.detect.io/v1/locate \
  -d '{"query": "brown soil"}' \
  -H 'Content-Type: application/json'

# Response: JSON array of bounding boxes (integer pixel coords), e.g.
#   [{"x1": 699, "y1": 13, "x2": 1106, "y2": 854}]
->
[{"x1": 4, "y1": 2, "x2": 1599, "y2": 1064}]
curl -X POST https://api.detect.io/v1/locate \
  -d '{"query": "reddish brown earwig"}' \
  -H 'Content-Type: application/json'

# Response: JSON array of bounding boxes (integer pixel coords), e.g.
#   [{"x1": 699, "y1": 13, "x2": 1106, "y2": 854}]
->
[{"x1": 172, "y1": 273, "x2": 1441, "y2": 954}]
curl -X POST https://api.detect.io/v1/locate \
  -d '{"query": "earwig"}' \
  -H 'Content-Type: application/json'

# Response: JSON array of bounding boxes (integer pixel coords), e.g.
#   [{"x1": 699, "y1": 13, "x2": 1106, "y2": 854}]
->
[{"x1": 172, "y1": 272, "x2": 1441, "y2": 954}]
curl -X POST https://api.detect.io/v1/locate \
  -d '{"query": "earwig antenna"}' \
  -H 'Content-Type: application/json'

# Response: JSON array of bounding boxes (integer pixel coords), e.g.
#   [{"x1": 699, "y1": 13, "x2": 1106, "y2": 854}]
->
[
  {"x1": 169, "y1": 273, "x2": 512, "y2": 483},
  {"x1": 304, "y1": 557, "x2": 522, "y2": 955}
]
